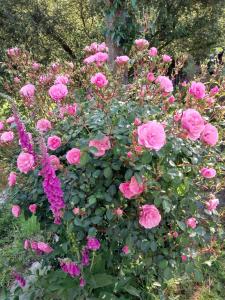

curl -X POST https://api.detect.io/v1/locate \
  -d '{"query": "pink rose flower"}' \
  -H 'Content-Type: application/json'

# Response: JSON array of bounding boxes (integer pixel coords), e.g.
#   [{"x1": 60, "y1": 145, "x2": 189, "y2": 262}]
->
[
  {"x1": 94, "y1": 52, "x2": 109, "y2": 66},
  {"x1": 31, "y1": 241, "x2": 38, "y2": 251},
  {"x1": 134, "y1": 117, "x2": 141, "y2": 126},
  {"x1": 122, "y1": 245, "x2": 129, "y2": 254},
  {"x1": 181, "y1": 255, "x2": 187, "y2": 262},
  {"x1": 0, "y1": 121, "x2": 4, "y2": 131},
  {"x1": 48, "y1": 84, "x2": 68, "y2": 102},
  {"x1": 32, "y1": 62, "x2": 40, "y2": 70},
  {"x1": 66, "y1": 148, "x2": 81, "y2": 165},
  {"x1": 73, "y1": 207, "x2": 80, "y2": 215},
  {"x1": 127, "y1": 151, "x2": 133, "y2": 158},
  {"x1": 139, "y1": 204, "x2": 161, "y2": 229},
  {"x1": 156, "y1": 76, "x2": 173, "y2": 93},
  {"x1": 205, "y1": 198, "x2": 219, "y2": 212},
  {"x1": 119, "y1": 176, "x2": 144, "y2": 199},
  {"x1": 186, "y1": 217, "x2": 197, "y2": 229},
  {"x1": 36, "y1": 119, "x2": 52, "y2": 132},
  {"x1": 17, "y1": 152, "x2": 35, "y2": 174},
  {"x1": 37, "y1": 242, "x2": 53, "y2": 254},
  {"x1": 168, "y1": 95, "x2": 175, "y2": 103},
  {"x1": 19, "y1": 84, "x2": 36, "y2": 99},
  {"x1": 134, "y1": 39, "x2": 149, "y2": 50},
  {"x1": 181, "y1": 109, "x2": 205, "y2": 140},
  {"x1": 91, "y1": 73, "x2": 108, "y2": 88},
  {"x1": 49, "y1": 155, "x2": 60, "y2": 170},
  {"x1": 29, "y1": 204, "x2": 37, "y2": 214},
  {"x1": 173, "y1": 111, "x2": 182, "y2": 122},
  {"x1": 115, "y1": 55, "x2": 129, "y2": 65},
  {"x1": 24, "y1": 239, "x2": 30, "y2": 250},
  {"x1": 210, "y1": 86, "x2": 219, "y2": 96},
  {"x1": 162, "y1": 54, "x2": 172, "y2": 62},
  {"x1": 89, "y1": 136, "x2": 111, "y2": 157},
  {"x1": 8, "y1": 172, "x2": 17, "y2": 187},
  {"x1": 7, "y1": 47, "x2": 20, "y2": 57},
  {"x1": 0, "y1": 131, "x2": 14, "y2": 143},
  {"x1": 87, "y1": 237, "x2": 101, "y2": 250},
  {"x1": 200, "y1": 123, "x2": 218, "y2": 146},
  {"x1": 149, "y1": 47, "x2": 158, "y2": 57},
  {"x1": 66, "y1": 103, "x2": 78, "y2": 116},
  {"x1": 189, "y1": 81, "x2": 206, "y2": 99},
  {"x1": 173, "y1": 231, "x2": 179, "y2": 238},
  {"x1": 12, "y1": 205, "x2": 21, "y2": 218},
  {"x1": 54, "y1": 75, "x2": 69, "y2": 85},
  {"x1": 84, "y1": 55, "x2": 96, "y2": 65},
  {"x1": 137, "y1": 121, "x2": 166, "y2": 151},
  {"x1": 200, "y1": 167, "x2": 216, "y2": 178},
  {"x1": 80, "y1": 278, "x2": 86, "y2": 287},
  {"x1": 114, "y1": 208, "x2": 123, "y2": 216},
  {"x1": 147, "y1": 72, "x2": 155, "y2": 82},
  {"x1": 6, "y1": 116, "x2": 15, "y2": 124},
  {"x1": 47, "y1": 135, "x2": 61, "y2": 151}
]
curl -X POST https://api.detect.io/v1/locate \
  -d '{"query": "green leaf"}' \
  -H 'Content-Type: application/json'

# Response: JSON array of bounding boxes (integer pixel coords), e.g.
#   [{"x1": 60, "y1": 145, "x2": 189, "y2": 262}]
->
[
  {"x1": 90, "y1": 274, "x2": 115, "y2": 289},
  {"x1": 124, "y1": 285, "x2": 141, "y2": 298},
  {"x1": 162, "y1": 200, "x2": 171, "y2": 213},
  {"x1": 104, "y1": 167, "x2": 113, "y2": 178},
  {"x1": 194, "y1": 270, "x2": 204, "y2": 282}
]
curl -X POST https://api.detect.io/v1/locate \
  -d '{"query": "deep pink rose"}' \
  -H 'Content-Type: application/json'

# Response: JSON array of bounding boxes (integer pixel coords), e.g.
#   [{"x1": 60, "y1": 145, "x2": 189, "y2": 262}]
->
[
  {"x1": 189, "y1": 81, "x2": 206, "y2": 99},
  {"x1": 80, "y1": 278, "x2": 86, "y2": 287},
  {"x1": 210, "y1": 86, "x2": 219, "y2": 96},
  {"x1": 0, "y1": 131, "x2": 14, "y2": 143},
  {"x1": 156, "y1": 76, "x2": 173, "y2": 93},
  {"x1": 66, "y1": 148, "x2": 81, "y2": 165},
  {"x1": 54, "y1": 75, "x2": 69, "y2": 85},
  {"x1": 12, "y1": 205, "x2": 21, "y2": 218},
  {"x1": 162, "y1": 54, "x2": 172, "y2": 62},
  {"x1": 36, "y1": 119, "x2": 52, "y2": 132},
  {"x1": 91, "y1": 73, "x2": 108, "y2": 88},
  {"x1": 119, "y1": 176, "x2": 144, "y2": 199},
  {"x1": 205, "y1": 198, "x2": 219, "y2": 212},
  {"x1": 200, "y1": 167, "x2": 216, "y2": 178},
  {"x1": 37, "y1": 242, "x2": 53, "y2": 254},
  {"x1": 19, "y1": 84, "x2": 36, "y2": 98},
  {"x1": 149, "y1": 47, "x2": 158, "y2": 57},
  {"x1": 181, "y1": 255, "x2": 187, "y2": 262},
  {"x1": 47, "y1": 135, "x2": 61, "y2": 150},
  {"x1": 134, "y1": 39, "x2": 149, "y2": 50},
  {"x1": 181, "y1": 109, "x2": 205, "y2": 140},
  {"x1": 49, "y1": 155, "x2": 60, "y2": 170},
  {"x1": 122, "y1": 245, "x2": 129, "y2": 254},
  {"x1": 29, "y1": 204, "x2": 37, "y2": 214},
  {"x1": 139, "y1": 204, "x2": 161, "y2": 229},
  {"x1": 115, "y1": 55, "x2": 129, "y2": 65},
  {"x1": 31, "y1": 241, "x2": 38, "y2": 251},
  {"x1": 127, "y1": 151, "x2": 133, "y2": 158},
  {"x1": 66, "y1": 103, "x2": 78, "y2": 116},
  {"x1": 87, "y1": 237, "x2": 101, "y2": 250},
  {"x1": 186, "y1": 217, "x2": 197, "y2": 229},
  {"x1": 147, "y1": 72, "x2": 155, "y2": 82},
  {"x1": 168, "y1": 95, "x2": 175, "y2": 103},
  {"x1": 89, "y1": 136, "x2": 111, "y2": 157},
  {"x1": 48, "y1": 83, "x2": 68, "y2": 102},
  {"x1": 137, "y1": 121, "x2": 166, "y2": 151},
  {"x1": 17, "y1": 152, "x2": 34, "y2": 174},
  {"x1": 8, "y1": 172, "x2": 17, "y2": 187},
  {"x1": 200, "y1": 123, "x2": 218, "y2": 146}
]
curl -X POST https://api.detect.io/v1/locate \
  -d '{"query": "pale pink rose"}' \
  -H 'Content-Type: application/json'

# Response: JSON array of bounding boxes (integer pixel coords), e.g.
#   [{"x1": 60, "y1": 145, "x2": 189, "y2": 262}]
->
[
  {"x1": 122, "y1": 245, "x2": 129, "y2": 254},
  {"x1": 134, "y1": 39, "x2": 149, "y2": 50},
  {"x1": 98, "y1": 42, "x2": 108, "y2": 52},
  {"x1": 14, "y1": 77, "x2": 20, "y2": 84},
  {"x1": 66, "y1": 148, "x2": 81, "y2": 165},
  {"x1": 24, "y1": 239, "x2": 30, "y2": 250},
  {"x1": 19, "y1": 84, "x2": 36, "y2": 99},
  {"x1": 37, "y1": 242, "x2": 53, "y2": 254},
  {"x1": 181, "y1": 255, "x2": 187, "y2": 262},
  {"x1": 94, "y1": 52, "x2": 109, "y2": 66},
  {"x1": 186, "y1": 217, "x2": 197, "y2": 229},
  {"x1": 49, "y1": 155, "x2": 60, "y2": 170},
  {"x1": 115, "y1": 55, "x2": 129, "y2": 65},
  {"x1": 149, "y1": 47, "x2": 158, "y2": 57},
  {"x1": 73, "y1": 207, "x2": 80, "y2": 215},
  {"x1": 173, "y1": 111, "x2": 182, "y2": 122},
  {"x1": 173, "y1": 231, "x2": 179, "y2": 238},
  {"x1": 36, "y1": 119, "x2": 52, "y2": 132},
  {"x1": 54, "y1": 75, "x2": 69, "y2": 85},
  {"x1": 137, "y1": 121, "x2": 166, "y2": 151},
  {"x1": 147, "y1": 72, "x2": 155, "y2": 82},
  {"x1": 0, "y1": 131, "x2": 14, "y2": 143},
  {"x1": 200, "y1": 167, "x2": 216, "y2": 178},
  {"x1": 84, "y1": 55, "x2": 96, "y2": 65},
  {"x1": 139, "y1": 204, "x2": 161, "y2": 229},
  {"x1": 47, "y1": 135, "x2": 61, "y2": 151},
  {"x1": 0, "y1": 121, "x2": 4, "y2": 131},
  {"x1": 17, "y1": 152, "x2": 34, "y2": 174},
  {"x1": 7, "y1": 47, "x2": 20, "y2": 57},
  {"x1": 32, "y1": 62, "x2": 40, "y2": 70},
  {"x1": 181, "y1": 109, "x2": 205, "y2": 140},
  {"x1": 156, "y1": 76, "x2": 173, "y2": 93},
  {"x1": 114, "y1": 208, "x2": 123, "y2": 216},
  {"x1": 119, "y1": 176, "x2": 144, "y2": 199},
  {"x1": 29, "y1": 204, "x2": 37, "y2": 214},
  {"x1": 168, "y1": 95, "x2": 175, "y2": 103},
  {"x1": 206, "y1": 198, "x2": 219, "y2": 212},
  {"x1": 210, "y1": 86, "x2": 219, "y2": 96},
  {"x1": 12, "y1": 205, "x2": 21, "y2": 218},
  {"x1": 127, "y1": 151, "x2": 133, "y2": 158},
  {"x1": 48, "y1": 84, "x2": 68, "y2": 101},
  {"x1": 162, "y1": 54, "x2": 172, "y2": 62},
  {"x1": 89, "y1": 136, "x2": 111, "y2": 157},
  {"x1": 6, "y1": 116, "x2": 15, "y2": 124},
  {"x1": 91, "y1": 73, "x2": 108, "y2": 88},
  {"x1": 200, "y1": 123, "x2": 218, "y2": 146},
  {"x1": 8, "y1": 172, "x2": 17, "y2": 187},
  {"x1": 189, "y1": 81, "x2": 206, "y2": 99},
  {"x1": 134, "y1": 117, "x2": 141, "y2": 126}
]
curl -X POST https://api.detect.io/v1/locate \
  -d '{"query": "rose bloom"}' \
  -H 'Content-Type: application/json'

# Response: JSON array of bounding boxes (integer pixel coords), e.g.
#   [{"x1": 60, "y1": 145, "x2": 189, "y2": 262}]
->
[
  {"x1": 156, "y1": 76, "x2": 173, "y2": 93},
  {"x1": 181, "y1": 109, "x2": 205, "y2": 140},
  {"x1": 137, "y1": 121, "x2": 166, "y2": 151},
  {"x1": 149, "y1": 47, "x2": 158, "y2": 57},
  {"x1": 66, "y1": 148, "x2": 81, "y2": 165},
  {"x1": 147, "y1": 72, "x2": 155, "y2": 82},
  {"x1": 0, "y1": 131, "x2": 14, "y2": 143},
  {"x1": 134, "y1": 117, "x2": 141, "y2": 126},
  {"x1": 94, "y1": 52, "x2": 109, "y2": 66},
  {"x1": 206, "y1": 198, "x2": 219, "y2": 212},
  {"x1": 19, "y1": 84, "x2": 36, "y2": 99},
  {"x1": 210, "y1": 86, "x2": 219, "y2": 96},
  {"x1": 134, "y1": 38, "x2": 149, "y2": 50},
  {"x1": 32, "y1": 62, "x2": 40, "y2": 70},
  {"x1": 84, "y1": 55, "x2": 96, "y2": 65},
  {"x1": 200, "y1": 167, "x2": 216, "y2": 178},
  {"x1": 0, "y1": 121, "x2": 4, "y2": 131},
  {"x1": 173, "y1": 111, "x2": 182, "y2": 122},
  {"x1": 89, "y1": 136, "x2": 111, "y2": 157},
  {"x1": 80, "y1": 278, "x2": 86, "y2": 287},
  {"x1": 7, "y1": 47, "x2": 20, "y2": 57},
  {"x1": 17, "y1": 152, "x2": 34, "y2": 174},
  {"x1": 61, "y1": 103, "x2": 78, "y2": 116},
  {"x1": 37, "y1": 242, "x2": 53, "y2": 254},
  {"x1": 12, "y1": 205, "x2": 21, "y2": 218},
  {"x1": 54, "y1": 74, "x2": 69, "y2": 85},
  {"x1": 47, "y1": 135, "x2": 61, "y2": 151},
  {"x1": 139, "y1": 204, "x2": 161, "y2": 229},
  {"x1": 186, "y1": 217, "x2": 197, "y2": 229},
  {"x1": 73, "y1": 207, "x2": 80, "y2": 215},
  {"x1": 29, "y1": 204, "x2": 37, "y2": 214},
  {"x1": 30, "y1": 241, "x2": 38, "y2": 251},
  {"x1": 122, "y1": 245, "x2": 129, "y2": 254},
  {"x1": 119, "y1": 176, "x2": 144, "y2": 199},
  {"x1": 181, "y1": 255, "x2": 187, "y2": 262},
  {"x1": 48, "y1": 83, "x2": 68, "y2": 102},
  {"x1": 91, "y1": 72, "x2": 108, "y2": 88},
  {"x1": 36, "y1": 119, "x2": 52, "y2": 132},
  {"x1": 200, "y1": 123, "x2": 218, "y2": 146},
  {"x1": 189, "y1": 81, "x2": 206, "y2": 99},
  {"x1": 114, "y1": 208, "x2": 123, "y2": 216},
  {"x1": 115, "y1": 55, "x2": 129, "y2": 65},
  {"x1": 6, "y1": 116, "x2": 15, "y2": 124},
  {"x1": 8, "y1": 172, "x2": 17, "y2": 187},
  {"x1": 162, "y1": 54, "x2": 172, "y2": 62},
  {"x1": 168, "y1": 95, "x2": 175, "y2": 103},
  {"x1": 49, "y1": 155, "x2": 60, "y2": 170},
  {"x1": 87, "y1": 237, "x2": 101, "y2": 250}
]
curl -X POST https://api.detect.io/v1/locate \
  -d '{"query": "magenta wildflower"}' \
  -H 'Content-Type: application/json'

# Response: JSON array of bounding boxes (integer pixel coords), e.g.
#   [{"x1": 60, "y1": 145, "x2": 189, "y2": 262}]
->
[
  {"x1": 86, "y1": 237, "x2": 101, "y2": 250},
  {"x1": 60, "y1": 261, "x2": 80, "y2": 277},
  {"x1": 13, "y1": 272, "x2": 26, "y2": 288},
  {"x1": 81, "y1": 247, "x2": 90, "y2": 266}
]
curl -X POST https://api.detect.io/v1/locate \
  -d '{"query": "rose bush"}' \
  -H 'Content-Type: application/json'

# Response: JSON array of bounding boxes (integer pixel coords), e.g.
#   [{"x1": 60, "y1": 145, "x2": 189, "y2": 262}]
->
[{"x1": 0, "y1": 40, "x2": 224, "y2": 299}]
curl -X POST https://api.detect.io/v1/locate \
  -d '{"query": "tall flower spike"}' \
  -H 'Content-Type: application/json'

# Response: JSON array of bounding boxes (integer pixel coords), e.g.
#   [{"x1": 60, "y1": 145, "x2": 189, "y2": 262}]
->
[{"x1": 40, "y1": 137, "x2": 65, "y2": 224}]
